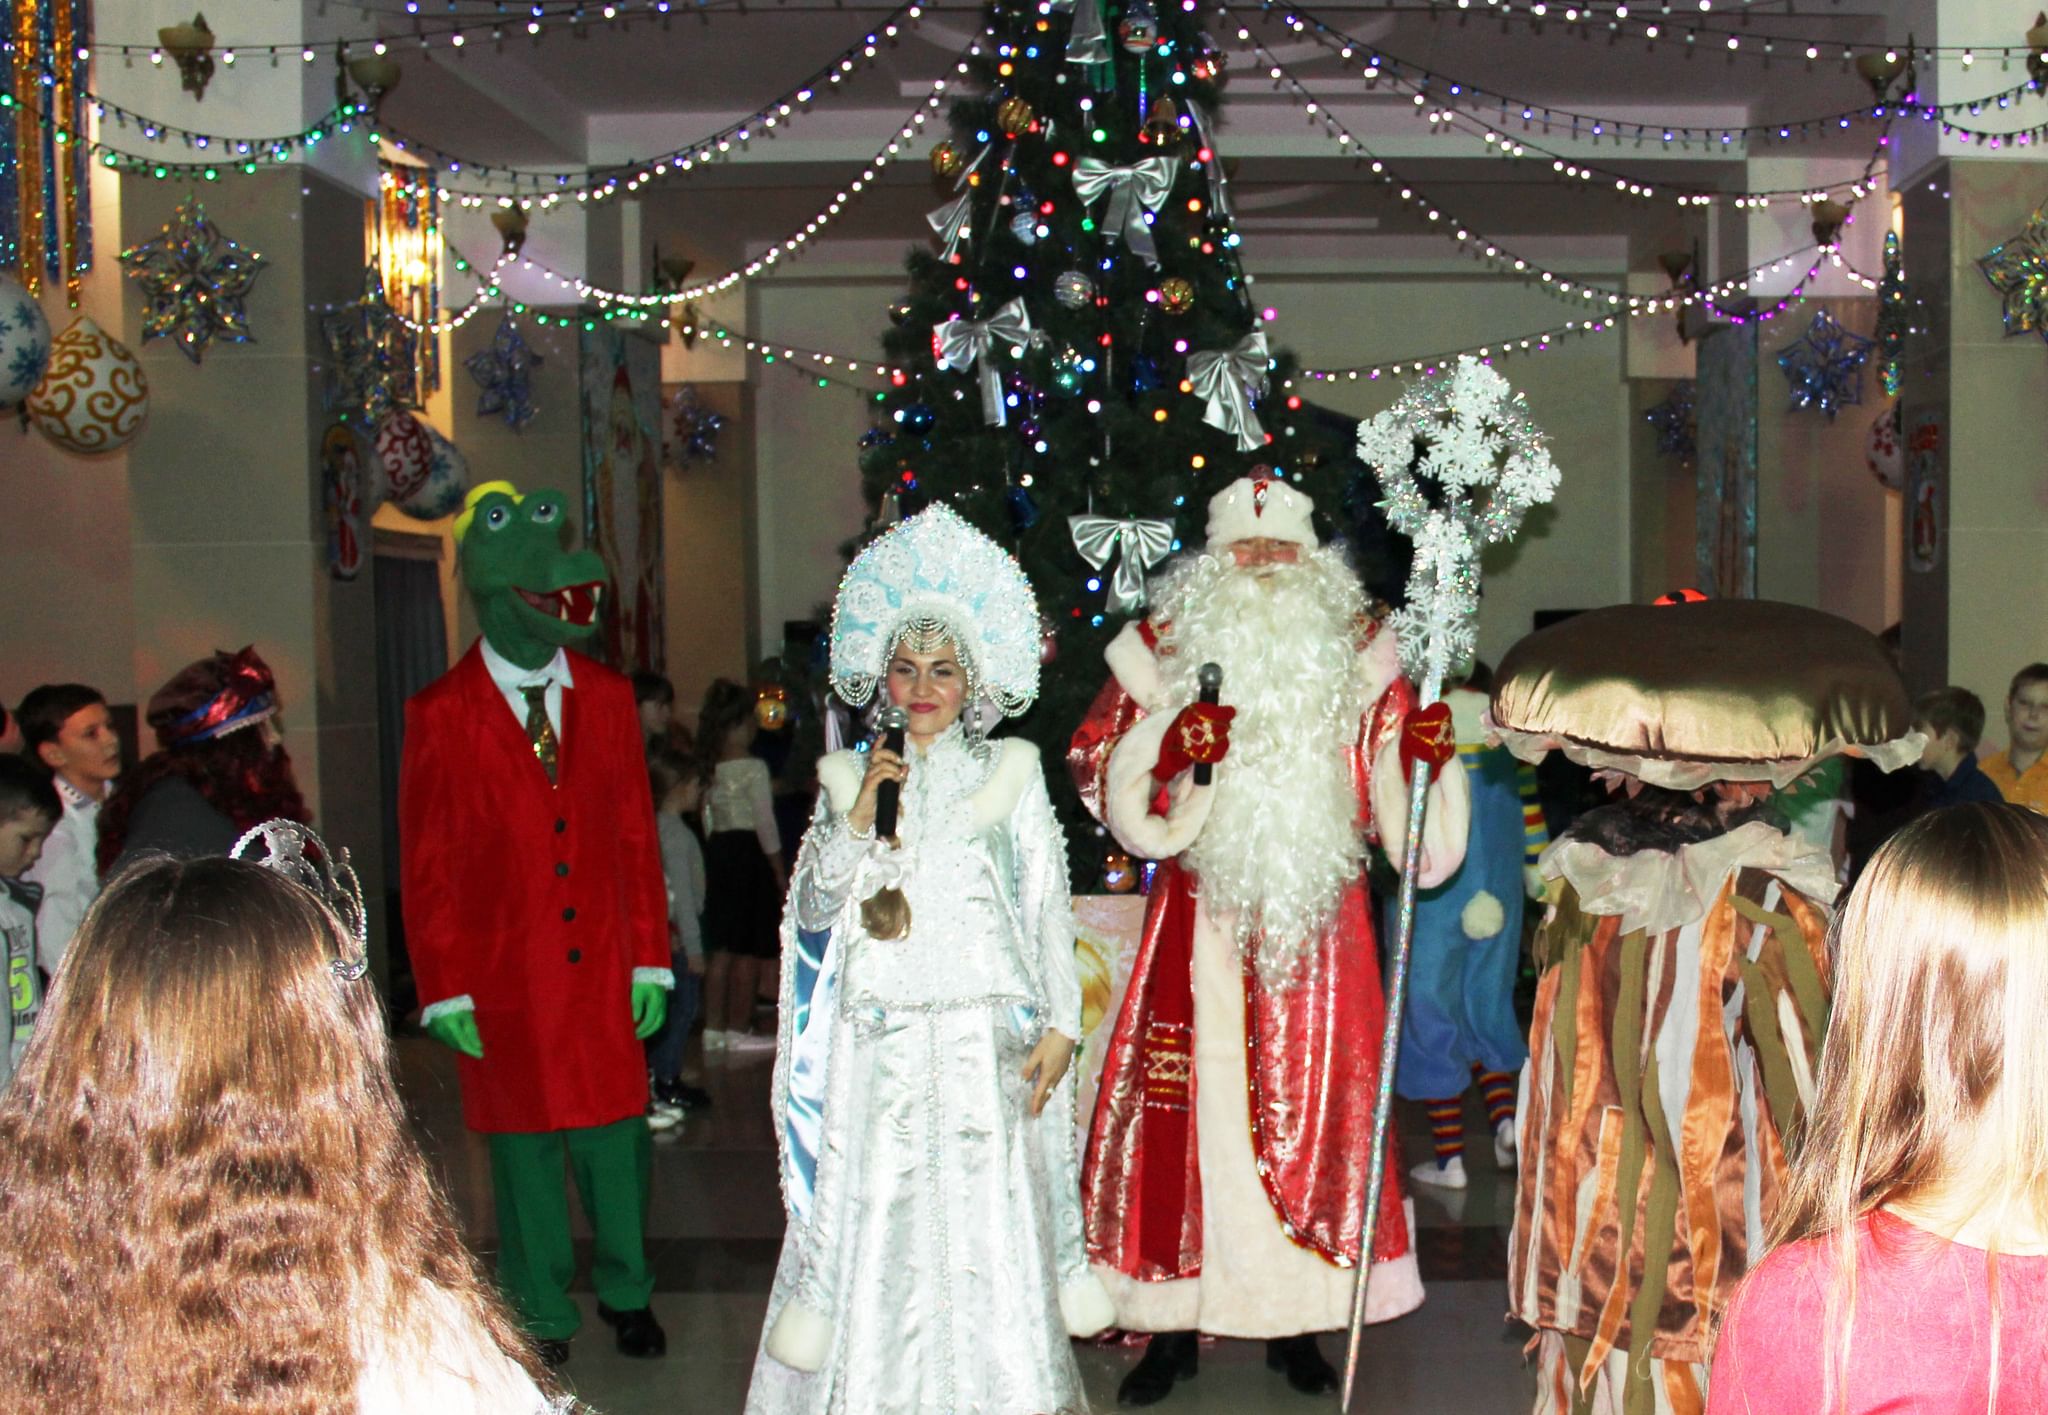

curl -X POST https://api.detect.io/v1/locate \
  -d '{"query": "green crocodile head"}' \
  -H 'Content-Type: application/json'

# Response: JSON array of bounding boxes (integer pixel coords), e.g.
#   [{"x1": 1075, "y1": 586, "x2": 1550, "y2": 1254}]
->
[{"x1": 456, "y1": 480, "x2": 610, "y2": 671}]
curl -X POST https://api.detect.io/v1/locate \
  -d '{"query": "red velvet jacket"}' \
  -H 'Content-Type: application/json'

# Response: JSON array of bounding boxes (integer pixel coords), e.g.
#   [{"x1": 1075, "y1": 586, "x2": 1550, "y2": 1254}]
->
[{"x1": 400, "y1": 644, "x2": 669, "y2": 1134}]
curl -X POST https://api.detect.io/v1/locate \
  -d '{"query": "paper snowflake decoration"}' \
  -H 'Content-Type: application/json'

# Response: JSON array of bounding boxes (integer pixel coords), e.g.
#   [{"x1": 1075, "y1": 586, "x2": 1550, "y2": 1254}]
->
[
  {"x1": 1977, "y1": 206, "x2": 2048, "y2": 344},
  {"x1": 117, "y1": 199, "x2": 269, "y2": 364},
  {"x1": 465, "y1": 311, "x2": 541, "y2": 430},
  {"x1": 321, "y1": 266, "x2": 418, "y2": 424},
  {"x1": 1776, "y1": 309, "x2": 1874, "y2": 419},
  {"x1": 1355, "y1": 356, "x2": 1560, "y2": 689},
  {"x1": 1645, "y1": 380, "x2": 1696, "y2": 461}
]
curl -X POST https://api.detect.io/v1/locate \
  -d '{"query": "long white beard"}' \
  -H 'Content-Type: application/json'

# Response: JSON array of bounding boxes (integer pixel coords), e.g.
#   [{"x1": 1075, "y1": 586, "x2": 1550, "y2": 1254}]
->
[{"x1": 1154, "y1": 547, "x2": 1372, "y2": 984}]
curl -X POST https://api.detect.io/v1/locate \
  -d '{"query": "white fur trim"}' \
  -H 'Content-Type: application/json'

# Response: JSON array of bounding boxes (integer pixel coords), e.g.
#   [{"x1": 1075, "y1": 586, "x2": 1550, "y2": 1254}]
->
[
  {"x1": 1103, "y1": 709, "x2": 1216, "y2": 861},
  {"x1": 631, "y1": 966, "x2": 676, "y2": 988},
  {"x1": 1356, "y1": 622, "x2": 1399, "y2": 708},
  {"x1": 1460, "y1": 890, "x2": 1506, "y2": 941},
  {"x1": 968, "y1": 737, "x2": 1040, "y2": 831},
  {"x1": 1370, "y1": 740, "x2": 1470, "y2": 889},
  {"x1": 764, "y1": 1300, "x2": 833, "y2": 1372},
  {"x1": 817, "y1": 750, "x2": 864, "y2": 816},
  {"x1": 420, "y1": 995, "x2": 474, "y2": 1024},
  {"x1": 1104, "y1": 620, "x2": 1166, "y2": 713},
  {"x1": 1060, "y1": 1271, "x2": 1118, "y2": 1338},
  {"x1": 1206, "y1": 476, "x2": 1318, "y2": 551}
]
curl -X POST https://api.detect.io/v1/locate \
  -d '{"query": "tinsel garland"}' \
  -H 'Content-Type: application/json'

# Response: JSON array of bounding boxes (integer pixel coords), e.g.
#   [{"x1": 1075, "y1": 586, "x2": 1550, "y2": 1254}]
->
[{"x1": 2, "y1": 0, "x2": 91, "y2": 303}]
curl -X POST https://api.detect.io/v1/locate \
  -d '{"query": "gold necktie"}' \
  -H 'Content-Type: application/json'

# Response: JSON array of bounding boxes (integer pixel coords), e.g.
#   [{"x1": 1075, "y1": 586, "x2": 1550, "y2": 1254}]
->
[{"x1": 521, "y1": 684, "x2": 558, "y2": 784}]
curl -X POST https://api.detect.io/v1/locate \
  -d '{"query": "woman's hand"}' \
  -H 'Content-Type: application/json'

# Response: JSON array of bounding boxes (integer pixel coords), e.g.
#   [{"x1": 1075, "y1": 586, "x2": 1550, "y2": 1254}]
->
[
  {"x1": 1022, "y1": 1030, "x2": 1077, "y2": 1116},
  {"x1": 847, "y1": 746, "x2": 908, "y2": 837}
]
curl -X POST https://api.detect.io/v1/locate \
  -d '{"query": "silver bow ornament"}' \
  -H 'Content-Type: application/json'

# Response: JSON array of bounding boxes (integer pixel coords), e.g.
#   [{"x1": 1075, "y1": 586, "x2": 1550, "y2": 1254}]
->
[
  {"x1": 1069, "y1": 514, "x2": 1176, "y2": 614},
  {"x1": 1186, "y1": 102, "x2": 1233, "y2": 220},
  {"x1": 1071, "y1": 155, "x2": 1179, "y2": 266},
  {"x1": 927, "y1": 192, "x2": 972, "y2": 262},
  {"x1": 1065, "y1": 0, "x2": 1109, "y2": 62},
  {"x1": 934, "y1": 298, "x2": 1035, "y2": 426},
  {"x1": 1185, "y1": 328, "x2": 1271, "y2": 451}
]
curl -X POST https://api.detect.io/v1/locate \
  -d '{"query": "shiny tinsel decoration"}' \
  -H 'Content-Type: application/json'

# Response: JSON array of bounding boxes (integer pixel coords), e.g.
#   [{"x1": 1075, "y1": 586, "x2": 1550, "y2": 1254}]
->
[
  {"x1": 1875, "y1": 230, "x2": 1908, "y2": 397},
  {"x1": 1977, "y1": 206, "x2": 2048, "y2": 344},
  {"x1": 464, "y1": 311, "x2": 542, "y2": 430},
  {"x1": 321, "y1": 266, "x2": 418, "y2": 423},
  {"x1": 1775, "y1": 309, "x2": 1875, "y2": 420},
  {"x1": 117, "y1": 198, "x2": 268, "y2": 365},
  {"x1": 664, "y1": 383, "x2": 728, "y2": 467},
  {"x1": 1644, "y1": 380, "x2": 1696, "y2": 461}
]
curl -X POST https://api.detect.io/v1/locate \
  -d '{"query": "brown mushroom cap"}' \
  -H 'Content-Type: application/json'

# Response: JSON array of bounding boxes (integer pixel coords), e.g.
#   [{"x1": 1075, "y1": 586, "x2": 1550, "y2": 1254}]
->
[{"x1": 1487, "y1": 598, "x2": 1922, "y2": 789}]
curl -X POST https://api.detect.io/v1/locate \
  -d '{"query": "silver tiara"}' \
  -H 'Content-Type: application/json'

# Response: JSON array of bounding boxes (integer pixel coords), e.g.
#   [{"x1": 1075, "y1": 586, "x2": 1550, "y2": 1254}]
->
[{"x1": 231, "y1": 819, "x2": 371, "y2": 982}]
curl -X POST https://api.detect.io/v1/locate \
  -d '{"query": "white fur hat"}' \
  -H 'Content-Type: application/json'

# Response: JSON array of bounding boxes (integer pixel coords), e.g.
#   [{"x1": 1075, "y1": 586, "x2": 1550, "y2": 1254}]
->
[{"x1": 1205, "y1": 475, "x2": 1319, "y2": 550}]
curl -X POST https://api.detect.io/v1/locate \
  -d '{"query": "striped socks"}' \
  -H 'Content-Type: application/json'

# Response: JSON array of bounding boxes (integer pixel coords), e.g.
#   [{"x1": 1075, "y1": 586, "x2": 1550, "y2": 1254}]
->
[
  {"x1": 1426, "y1": 1098, "x2": 1465, "y2": 1162},
  {"x1": 1476, "y1": 1067, "x2": 1517, "y2": 1129}
]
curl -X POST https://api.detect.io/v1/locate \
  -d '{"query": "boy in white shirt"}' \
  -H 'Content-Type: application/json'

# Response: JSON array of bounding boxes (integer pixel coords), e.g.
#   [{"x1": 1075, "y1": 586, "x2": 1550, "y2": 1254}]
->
[{"x1": 17, "y1": 684, "x2": 121, "y2": 973}]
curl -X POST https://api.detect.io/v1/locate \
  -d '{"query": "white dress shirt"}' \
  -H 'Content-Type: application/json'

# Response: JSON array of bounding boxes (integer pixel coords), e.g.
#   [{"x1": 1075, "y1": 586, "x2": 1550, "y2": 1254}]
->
[
  {"x1": 25, "y1": 777, "x2": 105, "y2": 972},
  {"x1": 478, "y1": 639, "x2": 573, "y2": 742}
]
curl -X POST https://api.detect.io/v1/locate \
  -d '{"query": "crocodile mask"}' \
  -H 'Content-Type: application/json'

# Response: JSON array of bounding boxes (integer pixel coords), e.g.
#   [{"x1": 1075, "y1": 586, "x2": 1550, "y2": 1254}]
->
[{"x1": 456, "y1": 480, "x2": 610, "y2": 671}]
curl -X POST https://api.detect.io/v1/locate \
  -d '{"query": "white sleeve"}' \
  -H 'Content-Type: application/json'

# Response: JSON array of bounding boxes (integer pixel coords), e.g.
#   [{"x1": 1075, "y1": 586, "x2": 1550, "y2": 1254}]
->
[
  {"x1": 791, "y1": 796, "x2": 866, "y2": 934},
  {"x1": 751, "y1": 760, "x2": 784, "y2": 857},
  {"x1": 1014, "y1": 763, "x2": 1082, "y2": 1042},
  {"x1": 24, "y1": 816, "x2": 91, "y2": 973}
]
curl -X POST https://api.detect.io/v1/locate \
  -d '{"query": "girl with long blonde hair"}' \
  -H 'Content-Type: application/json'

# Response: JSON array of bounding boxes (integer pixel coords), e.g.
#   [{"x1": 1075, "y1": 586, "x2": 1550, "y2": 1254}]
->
[
  {"x1": 0, "y1": 852, "x2": 573, "y2": 1414},
  {"x1": 1708, "y1": 802, "x2": 2048, "y2": 1413}
]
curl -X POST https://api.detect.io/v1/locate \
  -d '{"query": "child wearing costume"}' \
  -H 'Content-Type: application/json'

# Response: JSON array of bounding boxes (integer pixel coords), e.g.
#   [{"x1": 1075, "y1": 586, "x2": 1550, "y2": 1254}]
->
[
  {"x1": 746, "y1": 506, "x2": 1113, "y2": 1415},
  {"x1": 1490, "y1": 597, "x2": 1919, "y2": 1412}
]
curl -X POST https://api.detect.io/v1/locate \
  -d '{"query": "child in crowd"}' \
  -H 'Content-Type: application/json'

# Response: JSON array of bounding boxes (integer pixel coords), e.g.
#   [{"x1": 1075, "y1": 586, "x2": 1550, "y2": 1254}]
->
[
  {"x1": 633, "y1": 670, "x2": 692, "y2": 755},
  {"x1": 698, "y1": 678, "x2": 786, "y2": 1051},
  {"x1": 647, "y1": 741, "x2": 710, "y2": 1121},
  {"x1": 1709, "y1": 802, "x2": 2048, "y2": 1413},
  {"x1": 16, "y1": 682, "x2": 121, "y2": 973},
  {"x1": 0, "y1": 843, "x2": 574, "y2": 1413},
  {"x1": 0, "y1": 757, "x2": 59, "y2": 1089}
]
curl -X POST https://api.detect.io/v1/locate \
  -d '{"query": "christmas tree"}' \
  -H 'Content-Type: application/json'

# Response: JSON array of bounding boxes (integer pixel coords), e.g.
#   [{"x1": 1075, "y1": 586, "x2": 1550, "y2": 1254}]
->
[{"x1": 857, "y1": 0, "x2": 1358, "y2": 876}]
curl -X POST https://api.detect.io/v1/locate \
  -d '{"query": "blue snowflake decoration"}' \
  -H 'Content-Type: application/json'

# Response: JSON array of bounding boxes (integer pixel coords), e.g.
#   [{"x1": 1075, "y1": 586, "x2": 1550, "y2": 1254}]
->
[
  {"x1": 117, "y1": 199, "x2": 268, "y2": 364},
  {"x1": 1645, "y1": 379, "x2": 1696, "y2": 461},
  {"x1": 1776, "y1": 309, "x2": 1874, "y2": 420},
  {"x1": 464, "y1": 311, "x2": 542, "y2": 430},
  {"x1": 0, "y1": 278, "x2": 52, "y2": 407}
]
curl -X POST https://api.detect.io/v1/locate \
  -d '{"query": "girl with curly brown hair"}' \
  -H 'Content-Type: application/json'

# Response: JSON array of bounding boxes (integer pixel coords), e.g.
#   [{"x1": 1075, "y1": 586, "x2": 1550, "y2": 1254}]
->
[{"x1": 0, "y1": 853, "x2": 576, "y2": 1414}]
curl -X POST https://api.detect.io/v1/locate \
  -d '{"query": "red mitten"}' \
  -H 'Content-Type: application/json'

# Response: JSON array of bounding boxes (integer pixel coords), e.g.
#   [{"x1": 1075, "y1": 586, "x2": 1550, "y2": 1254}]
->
[
  {"x1": 1399, "y1": 701, "x2": 1456, "y2": 780},
  {"x1": 1153, "y1": 702, "x2": 1236, "y2": 782}
]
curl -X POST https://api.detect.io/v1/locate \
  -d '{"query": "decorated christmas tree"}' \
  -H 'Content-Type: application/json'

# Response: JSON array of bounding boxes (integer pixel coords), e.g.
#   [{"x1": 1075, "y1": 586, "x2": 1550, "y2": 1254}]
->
[{"x1": 858, "y1": 0, "x2": 1362, "y2": 874}]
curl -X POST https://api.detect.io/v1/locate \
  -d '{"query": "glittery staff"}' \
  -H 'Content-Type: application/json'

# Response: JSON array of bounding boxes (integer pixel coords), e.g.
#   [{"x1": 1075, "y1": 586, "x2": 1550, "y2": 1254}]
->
[{"x1": 1343, "y1": 355, "x2": 1560, "y2": 1414}]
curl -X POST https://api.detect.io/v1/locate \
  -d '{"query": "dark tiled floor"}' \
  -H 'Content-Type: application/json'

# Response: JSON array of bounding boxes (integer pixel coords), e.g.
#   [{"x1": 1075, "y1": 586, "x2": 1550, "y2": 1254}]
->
[{"x1": 398, "y1": 1037, "x2": 1536, "y2": 1413}]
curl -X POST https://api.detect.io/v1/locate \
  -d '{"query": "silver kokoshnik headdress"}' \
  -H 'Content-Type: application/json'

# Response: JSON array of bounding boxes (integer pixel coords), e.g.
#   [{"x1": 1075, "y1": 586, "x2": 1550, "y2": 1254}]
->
[{"x1": 829, "y1": 505, "x2": 1041, "y2": 717}]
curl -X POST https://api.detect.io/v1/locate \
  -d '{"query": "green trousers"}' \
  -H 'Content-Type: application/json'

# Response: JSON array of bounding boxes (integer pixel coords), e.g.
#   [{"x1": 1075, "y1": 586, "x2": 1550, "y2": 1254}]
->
[{"x1": 487, "y1": 1116, "x2": 655, "y2": 1340}]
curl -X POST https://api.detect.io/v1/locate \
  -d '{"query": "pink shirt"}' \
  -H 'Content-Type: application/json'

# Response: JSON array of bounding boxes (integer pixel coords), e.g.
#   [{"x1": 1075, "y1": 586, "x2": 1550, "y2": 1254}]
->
[{"x1": 1707, "y1": 1210, "x2": 2048, "y2": 1414}]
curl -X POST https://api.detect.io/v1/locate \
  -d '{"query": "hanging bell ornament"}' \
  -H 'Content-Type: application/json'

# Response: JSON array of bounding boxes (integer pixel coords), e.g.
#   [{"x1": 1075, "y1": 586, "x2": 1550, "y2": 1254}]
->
[
  {"x1": 159, "y1": 13, "x2": 217, "y2": 100},
  {"x1": 1852, "y1": 49, "x2": 1905, "y2": 102},
  {"x1": 1117, "y1": 0, "x2": 1160, "y2": 52},
  {"x1": 1054, "y1": 270, "x2": 1096, "y2": 310},
  {"x1": 1809, "y1": 199, "x2": 1851, "y2": 249},
  {"x1": 996, "y1": 96, "x2": 1036, "y2": 137},
  {"x1": 491, "y1": 207, "x2": 530, "y2": 257},
  {"x1": 1142, "y1": 96, "x2": 1184, "y2": 149},
  {"x1": 347, "y1": 51, "x2": 403, "y2": 114},
  {"x1": 930, "y1": 141, "x2": 965, "y2": 181},
  {"x1": 1157, "y1": 276, "x2": 1195, "y2": 316}
]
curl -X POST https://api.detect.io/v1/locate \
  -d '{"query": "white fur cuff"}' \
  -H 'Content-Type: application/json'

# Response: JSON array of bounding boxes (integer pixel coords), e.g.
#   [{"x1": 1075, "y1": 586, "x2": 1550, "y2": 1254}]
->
[
  {"x1": 765, "y1": 1300, "x2": 833, "y2": 1372},
  {"x1": 1060, "y1": 1271, "x2": 1117, "y2": 1338},
  {"x1": 1460, "y1": 890, "x2": 1505, "y2": 940}
]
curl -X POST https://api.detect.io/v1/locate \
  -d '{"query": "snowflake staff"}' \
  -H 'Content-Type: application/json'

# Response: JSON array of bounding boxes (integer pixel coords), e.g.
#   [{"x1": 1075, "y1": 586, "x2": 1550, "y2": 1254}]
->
[{"x1": 1344, "y1": 357, "x2": 1560, "y2": 1411}]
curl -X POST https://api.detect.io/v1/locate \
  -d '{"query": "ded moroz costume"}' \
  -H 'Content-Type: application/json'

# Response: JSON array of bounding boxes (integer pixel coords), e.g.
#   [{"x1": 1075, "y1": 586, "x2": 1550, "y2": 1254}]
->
[
  {"x1": 1069, "y1": 476, "x2": 1470, "y2": 1403},
  {"x1": 747, "y1": 505, "x2": 1115, "y2": 1415}
]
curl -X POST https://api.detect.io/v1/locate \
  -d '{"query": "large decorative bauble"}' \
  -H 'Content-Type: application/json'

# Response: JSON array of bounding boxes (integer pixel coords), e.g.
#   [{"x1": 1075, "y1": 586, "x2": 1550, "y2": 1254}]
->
[
  {"x1": 373, "y1": 409, "x2": 469, "y2": 518},
  {"x1": 896, "y1": 401, "x2": 936, "y2": 433},
  {"x1": 996, "y1": 95, "x2": 1035, "y2": 137},
  {"x1": 1117, "y1": 0, "x2": 1160, "y2": 51},
  {"x1": 0, "y1": 274, "x2": 52, "y2": 408},
  {"x1": 1866, "y1": 404, "x2": 1904, "y2": 491},
  {"x1": 930, "y1": 140, "x2": 964, "y2": 181},
  {"x1": 1011, "y1": 209, "x2": 1040, "y2": 245},
  {"x1": 1157, "y1": 276, "x2": 1195, "y2": 316},
  {"x1": 26, "y1": 317, "x2": 149, "y2": 455},
  {"x1": 1054, "y1": 269, "x2": 1095, "y2": 310}
]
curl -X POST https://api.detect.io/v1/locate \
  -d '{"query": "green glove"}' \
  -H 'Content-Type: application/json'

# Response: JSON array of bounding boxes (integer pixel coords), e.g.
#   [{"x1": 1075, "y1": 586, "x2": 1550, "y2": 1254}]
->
[
  {"x1": 631, "y1": 981, "x2": 669, "y2": 1041},
  {"x1": 427, "y1": 1009, "x2": 484, "y2": 1059}
]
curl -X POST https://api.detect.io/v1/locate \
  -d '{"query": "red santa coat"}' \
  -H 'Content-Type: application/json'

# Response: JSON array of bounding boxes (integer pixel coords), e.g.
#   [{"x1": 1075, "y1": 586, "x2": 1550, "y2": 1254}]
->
[
  {"x1": 400, "y1": 644, "x2": 669, "y2": 1134},
  {"x1": 1070, "y1": 617, "x2": 1467, "y2": 1334}
]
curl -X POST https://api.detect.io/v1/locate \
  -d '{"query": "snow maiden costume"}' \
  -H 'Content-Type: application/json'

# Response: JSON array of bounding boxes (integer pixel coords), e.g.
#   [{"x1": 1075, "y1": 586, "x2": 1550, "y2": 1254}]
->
[
  {"x1": 747, "y1": 506, "x2": 1114, "y2": 1415},
  {"x1": 1489, "y1": 597, "x2": 1918, "y2": 1413}
]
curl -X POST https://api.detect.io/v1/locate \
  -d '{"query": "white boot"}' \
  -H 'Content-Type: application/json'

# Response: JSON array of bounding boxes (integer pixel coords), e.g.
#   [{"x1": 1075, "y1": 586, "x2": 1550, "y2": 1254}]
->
[
  {"x1": 1410, "y1": 1154, "x2": 1468, "y2": 1190},
  {"x1": 1493, "y1": 1117, "x2": 1518, "y2": 1170}
]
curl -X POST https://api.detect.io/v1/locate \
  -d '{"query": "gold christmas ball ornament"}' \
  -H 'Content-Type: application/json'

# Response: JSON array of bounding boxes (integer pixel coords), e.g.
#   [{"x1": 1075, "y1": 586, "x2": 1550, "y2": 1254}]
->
[
  {"x1": 755, "y1": 685, "x2": 790, "y2": 732},
  {"x1": 1103, "y1": 851, "x2": 1139, "y2": 893},
  {"x1": 930, "y1": 140, "x2": 964, "y2": 180},
  {"x1": 996, "y1": 96, "x2": 1035, "y2": 137},
  {"x1": 1157, "y1": 276, "x2": 1195, "y2": 316}
]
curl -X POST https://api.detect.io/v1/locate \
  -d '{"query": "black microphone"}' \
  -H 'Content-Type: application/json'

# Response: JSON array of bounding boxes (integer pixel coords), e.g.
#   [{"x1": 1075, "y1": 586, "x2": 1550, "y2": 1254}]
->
[
  {"x1": 1193, "y1": 662, "x2": 1223, "y2": 787},
  {"x1": 874, "y1": 705, "x2": 909, "y2": 839}
]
